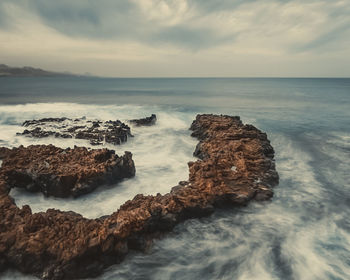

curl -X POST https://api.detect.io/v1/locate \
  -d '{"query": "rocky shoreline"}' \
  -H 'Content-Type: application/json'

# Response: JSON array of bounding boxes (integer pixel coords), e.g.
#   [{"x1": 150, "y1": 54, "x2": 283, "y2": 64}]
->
[{"x1": 0, "y1": 114, "x2": 278, "y2": 279}]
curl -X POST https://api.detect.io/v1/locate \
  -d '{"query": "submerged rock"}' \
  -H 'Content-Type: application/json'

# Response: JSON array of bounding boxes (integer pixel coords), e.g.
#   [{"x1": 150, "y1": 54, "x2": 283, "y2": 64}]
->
[
  {"x1": 0, "y1": 145, "x2": 135, "y2": 198},
  {"x1": 129, "y1": 114, "x2": 157, "y2": 126},
  {"x1": 0, "y1": 114, "x2": 278, "y2": 279},
  {"x1": 17, "y1": 117, "x2": 133, "y2": 146}
]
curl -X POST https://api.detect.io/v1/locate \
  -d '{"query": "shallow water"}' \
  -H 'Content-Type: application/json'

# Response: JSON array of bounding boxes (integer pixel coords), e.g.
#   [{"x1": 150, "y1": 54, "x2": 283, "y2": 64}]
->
[{"x1": 0, "y1": 78, "x2": 349, "y2": 279}]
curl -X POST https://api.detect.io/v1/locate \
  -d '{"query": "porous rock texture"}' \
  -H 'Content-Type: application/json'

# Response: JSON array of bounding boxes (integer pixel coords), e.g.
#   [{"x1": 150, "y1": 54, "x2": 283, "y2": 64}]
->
[
  {"x1": 0, "y1": 114, "x2": 278, "y2": 279},
  {"x1": 17, "y1": 117, "x2": 132, "y2": 146},
  {"x1": 0, "y1": 145, "x2": 135, "y2": 198}
]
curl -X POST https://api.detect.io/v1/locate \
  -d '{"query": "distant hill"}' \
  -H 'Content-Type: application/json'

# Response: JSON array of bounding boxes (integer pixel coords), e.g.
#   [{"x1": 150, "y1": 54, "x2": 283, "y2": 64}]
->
[{"x1": 0, "y1": 64, "x2": 77, "y2": 77}]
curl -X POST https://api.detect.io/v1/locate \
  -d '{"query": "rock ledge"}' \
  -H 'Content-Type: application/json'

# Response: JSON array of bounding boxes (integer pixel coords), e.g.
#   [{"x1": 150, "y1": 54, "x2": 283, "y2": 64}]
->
[{"x1": 0, "y1": 145, "x2": 135, "y2": 198}]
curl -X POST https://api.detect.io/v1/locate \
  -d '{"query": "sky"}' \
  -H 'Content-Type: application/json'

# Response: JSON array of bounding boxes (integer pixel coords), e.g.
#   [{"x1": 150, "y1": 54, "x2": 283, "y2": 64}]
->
[{"x1": 0, "y1": 0, "x2": 349, "y2": 77}]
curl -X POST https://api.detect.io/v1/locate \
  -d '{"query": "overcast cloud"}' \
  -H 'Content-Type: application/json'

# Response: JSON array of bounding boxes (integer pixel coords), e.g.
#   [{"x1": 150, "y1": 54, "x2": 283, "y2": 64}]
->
[{"x1": 0, "y1": 0, "x2": 349, "y2": 77}]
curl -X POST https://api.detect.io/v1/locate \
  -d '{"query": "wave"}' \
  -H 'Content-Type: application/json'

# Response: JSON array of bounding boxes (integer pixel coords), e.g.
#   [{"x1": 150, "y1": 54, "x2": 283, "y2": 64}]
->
[{"x1": 1, "y1": 102, "x2": 349, "y2": 279}]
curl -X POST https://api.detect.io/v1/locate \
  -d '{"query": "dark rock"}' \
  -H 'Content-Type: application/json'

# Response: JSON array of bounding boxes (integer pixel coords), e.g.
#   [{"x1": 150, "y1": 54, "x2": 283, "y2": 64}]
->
[
  {"x1": 129, "y1": 114, "x2": 156, "y2": 126},
  {"x1": 17, "y1": 117, "x2": 132, "y2": 146},
  {"x1": 23, "y1": 118, "x2": 68, "y2": 127}
]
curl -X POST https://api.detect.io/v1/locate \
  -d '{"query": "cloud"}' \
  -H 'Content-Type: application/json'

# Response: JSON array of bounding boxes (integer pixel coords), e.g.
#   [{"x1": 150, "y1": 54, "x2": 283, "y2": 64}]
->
[
  {"x1": 1, "y1": 0, "x2": 349, "y2": 51},
  {"x1": 32, "y1": 1, "x2": 137, "y2": 39},
  {"x1": 290, "y1": 1, "x2": 350, "y2": 53},
  {"x1": 296, "y1": 23, "x2": 350, "y2": 53},
  {"x1": 0, "y1": 0, "x2": 349, "y2": 76}
]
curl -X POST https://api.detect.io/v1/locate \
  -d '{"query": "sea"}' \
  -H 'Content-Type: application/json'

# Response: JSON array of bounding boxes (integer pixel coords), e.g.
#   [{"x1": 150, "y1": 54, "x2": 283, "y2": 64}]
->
[{"x1": 0, "y1": 77, "x2": 349, "y2": 280}]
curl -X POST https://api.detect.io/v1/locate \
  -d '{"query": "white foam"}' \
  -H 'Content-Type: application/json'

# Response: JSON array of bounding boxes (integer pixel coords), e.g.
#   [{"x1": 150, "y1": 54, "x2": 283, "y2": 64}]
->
[
  {"x1": 1, "y1": 103, "x2": 197, "y2": 218},
  {"x1": 271, "y1": 133, "x2": 324, "y2": 199},
  {"x1": 1, "y1": 102, "x2": 350, "y2": 280}
]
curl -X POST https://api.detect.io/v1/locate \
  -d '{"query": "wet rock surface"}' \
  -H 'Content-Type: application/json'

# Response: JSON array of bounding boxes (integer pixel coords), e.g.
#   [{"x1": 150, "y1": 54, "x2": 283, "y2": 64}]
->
[
  {"x1": 0, "y1": 145, "x2": 135, "y2": 198},
  {"x1": 0, "y1": 114, "x2": 278, "y2": 279},
  {"x1": 0, "y1": 147, "x2": 11, "y2": 160},
  {"x1": 17, "y1": 117, "x2": 133, "y2": 146},
  {"x1": 129, "y1": 114, "x2": 157, "y2": 126}
]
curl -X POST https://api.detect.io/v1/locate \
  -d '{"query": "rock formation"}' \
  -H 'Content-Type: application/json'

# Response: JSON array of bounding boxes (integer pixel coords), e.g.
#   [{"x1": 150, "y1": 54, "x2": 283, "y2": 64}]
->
[
  {"x1": 17, "y1": 117, "x2": 132, "y2": 146},
  {"x1": 0, "y1": 114, "x2": 278, "y2": 279},
  {"x1": 129, "y1": 114, "x2": 157, "y2": 126},
  {"x1": 0, "y1": 145, "x2": 135, "y2": 198}
]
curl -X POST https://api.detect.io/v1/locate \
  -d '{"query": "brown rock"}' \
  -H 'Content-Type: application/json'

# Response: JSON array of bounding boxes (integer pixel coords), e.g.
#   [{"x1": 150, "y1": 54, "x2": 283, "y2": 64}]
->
[
  {"x1": 0, "y1": 114, "x2": 278, "y2": 279},
  {"x1": 0, "y1": 147, "x2": 11, "y2": 159},
  {"x1": 0, "y1": 145, "x2": 135, "y2": 198}
]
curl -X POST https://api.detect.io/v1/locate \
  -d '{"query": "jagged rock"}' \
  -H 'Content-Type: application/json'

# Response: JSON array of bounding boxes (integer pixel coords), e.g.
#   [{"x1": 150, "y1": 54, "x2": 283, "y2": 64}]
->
[
  {"x1": 0, "y1": 145, "x2": 135, "y2": 198},
  {"x1": 17, "y1": 117, "x2": 133, "y2": 146},
  {"x1": 23, "y1": 118, "x2": 69, "y2": 126},
  {"x1": 129, "y1": 114, "x2": 156, "y2": 126},
  {"x1": 0, "y1": 114, "x2": 278, "y2": 279}
]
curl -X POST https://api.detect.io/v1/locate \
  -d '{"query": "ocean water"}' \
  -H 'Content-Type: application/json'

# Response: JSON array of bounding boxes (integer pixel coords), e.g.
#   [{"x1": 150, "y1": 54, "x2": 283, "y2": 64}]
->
[{"x1": 0, "y1": 77, "x2": 349, "y2": 279}]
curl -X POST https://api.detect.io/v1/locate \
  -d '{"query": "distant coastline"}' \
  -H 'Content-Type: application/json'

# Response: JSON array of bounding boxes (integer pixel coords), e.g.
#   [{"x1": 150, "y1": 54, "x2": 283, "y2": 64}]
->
[{"x1": 0, "y1": 64, "x2": 88, "y2": 77}]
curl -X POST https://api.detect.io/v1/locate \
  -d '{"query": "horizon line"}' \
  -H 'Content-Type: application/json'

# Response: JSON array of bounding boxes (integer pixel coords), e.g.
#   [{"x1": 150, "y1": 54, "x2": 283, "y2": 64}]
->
[{"x1": 82, "y1": 76, "x2": 350, "y2": 79}]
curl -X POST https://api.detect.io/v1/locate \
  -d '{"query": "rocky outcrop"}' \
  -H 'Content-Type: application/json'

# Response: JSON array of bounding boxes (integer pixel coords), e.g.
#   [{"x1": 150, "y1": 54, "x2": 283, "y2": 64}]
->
[
  {"x1": 0, "y1": 145, "x2": 135, "y2": 198},
  {"x1": 0, "y1": 114, "x2": 278, "y2": 279},
  {"x1": 129, "y1": 114, "x2": 156, "y2": 126},
  {"x1": 17, "y1": 117, "x2": 133, "y2": 146}
]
